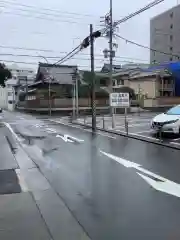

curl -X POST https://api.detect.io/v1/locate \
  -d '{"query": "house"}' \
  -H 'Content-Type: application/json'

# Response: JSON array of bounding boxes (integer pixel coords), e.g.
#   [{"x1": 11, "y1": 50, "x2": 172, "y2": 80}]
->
[
  {"x1": 36, "y1": 62, "x2": 77, "y2": 84},
  {"x1": 94, "y1": 63, "x2": 178, "y2": 108},
  {"x1": 8, "y1": 64, "x2": 36, "y2": 80}
]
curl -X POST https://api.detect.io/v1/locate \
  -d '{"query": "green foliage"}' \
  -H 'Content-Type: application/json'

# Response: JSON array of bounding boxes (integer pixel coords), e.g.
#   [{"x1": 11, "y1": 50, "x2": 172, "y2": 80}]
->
[
  {"x1": 0, "y1": 63, "x2": 12, "y2": 87},
  {"x1": 78, "y1": 71, "x2": 108, "y2": 98}
]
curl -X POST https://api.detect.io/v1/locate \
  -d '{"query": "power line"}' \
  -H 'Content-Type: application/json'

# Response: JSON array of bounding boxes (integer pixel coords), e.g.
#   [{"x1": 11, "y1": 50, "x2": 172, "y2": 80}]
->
[
  {"x1": 54, "y1": 45, "x2": 81, "y2": 65},
  {"x1": 0, "y1": 11, "x2": 101, "y2": 26},
  {"x1": 0, "y1": 52, "x2": 144, "y2": 63},
  {"x1": 115, "y1": 33, "x2": 180, "y2": 59},
  {"x1": 0, "y1": 4, "x2": 91, "y2": 21},
  {"x1": 114, "y1": 0, "x2": 165, "y2": 27},
  {"x1": 0, "y1": 59, "x2": 103, "y2": 69},
  {"x1": 0, "y1": 44, "x2": 148, "y2": 61},
  {"x1": 0, "y1": 0, "x2": 98, "y2": 17},
  {"x1": 53, "y1": 0, "x2": 166, "y2": 65}
]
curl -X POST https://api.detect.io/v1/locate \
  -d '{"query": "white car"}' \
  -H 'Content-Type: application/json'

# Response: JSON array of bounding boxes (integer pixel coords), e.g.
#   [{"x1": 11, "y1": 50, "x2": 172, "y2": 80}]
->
[{"x1": 151, "y1": 105, "x2": 180, "y2": 134}]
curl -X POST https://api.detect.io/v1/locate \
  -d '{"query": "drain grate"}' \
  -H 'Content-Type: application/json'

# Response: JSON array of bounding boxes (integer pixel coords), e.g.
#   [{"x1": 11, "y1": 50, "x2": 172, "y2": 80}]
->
[{"x1": 0, "y1": 169, "x2": 21, "y2": 195}]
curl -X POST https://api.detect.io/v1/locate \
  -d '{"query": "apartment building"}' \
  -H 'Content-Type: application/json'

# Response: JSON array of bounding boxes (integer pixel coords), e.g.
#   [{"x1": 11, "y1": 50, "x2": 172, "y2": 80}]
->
[{"x1": 150, "y1": 4, "x2": 180, "y2": 64}]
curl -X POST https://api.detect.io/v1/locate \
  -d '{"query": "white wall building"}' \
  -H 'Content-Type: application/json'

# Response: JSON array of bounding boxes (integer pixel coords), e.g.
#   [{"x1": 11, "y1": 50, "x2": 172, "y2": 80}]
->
[
  {"x1": 5, "y1": 78, "x2": 18, "y2": 111},
  {"x1": 7, "y1": 64, "x2": 36, "y2": 85},
  {"x1": 0, "y1": 86, "x2": 8, "y2": 109}
]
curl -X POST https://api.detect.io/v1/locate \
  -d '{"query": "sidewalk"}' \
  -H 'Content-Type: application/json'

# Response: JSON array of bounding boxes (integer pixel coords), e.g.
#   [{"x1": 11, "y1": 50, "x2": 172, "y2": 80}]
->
[{"x1": 0, "y1": 124, "x2": 90, "y2": 240}]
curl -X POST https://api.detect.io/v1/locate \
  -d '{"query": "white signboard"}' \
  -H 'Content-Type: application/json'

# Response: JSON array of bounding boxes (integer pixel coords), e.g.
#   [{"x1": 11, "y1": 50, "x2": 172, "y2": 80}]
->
[{"x1": 110, "y1": 92, "x2": 129, "y2": 107}]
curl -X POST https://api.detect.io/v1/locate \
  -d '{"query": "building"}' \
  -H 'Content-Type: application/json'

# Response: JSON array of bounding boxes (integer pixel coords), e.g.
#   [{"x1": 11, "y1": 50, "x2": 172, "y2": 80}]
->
[
  {"x1": 150, "y1": 4, "x2": 180, "y2": 64},
  {"x1": 36, "y1": 62, "x2": 77, "y2": 84},
  {"x1": 7, "y1": 64, "x2": 36, "y2": 85}
]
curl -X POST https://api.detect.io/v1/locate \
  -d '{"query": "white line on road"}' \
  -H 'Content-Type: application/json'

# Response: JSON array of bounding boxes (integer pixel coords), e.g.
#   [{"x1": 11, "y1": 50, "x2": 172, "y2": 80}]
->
[
  {"x1": 134, "y1": 130, "x2": 154, "y2": 134},
  {"x1": 48, "y1": 119, "x2": 116, "y2": 139},
  {"x1": 171, "y1": 138, "x2": 180, "y2": 142},
  {"x1": 170, "y1": 141, "x2": 180, "y2": 146},
  {"x1": 100, "y1": 150, "x2": 180, "y2": 198},
  {"x1": 115, "y1": 129, "x2": 159, "y2": 141}
]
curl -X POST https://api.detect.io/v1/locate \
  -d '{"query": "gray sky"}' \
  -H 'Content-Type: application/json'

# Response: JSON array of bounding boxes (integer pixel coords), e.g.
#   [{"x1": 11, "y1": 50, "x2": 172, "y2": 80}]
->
[{"x1": 0, "y1": 0, "x2": 178, "y2": 71}]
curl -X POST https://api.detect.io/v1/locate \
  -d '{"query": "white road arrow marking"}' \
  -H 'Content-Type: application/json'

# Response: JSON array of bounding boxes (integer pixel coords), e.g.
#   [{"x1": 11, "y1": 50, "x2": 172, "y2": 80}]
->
[
  {"x1": 56, "y1": 134, "x2": 73, "y2": 142},
  {"x1": 100, "y1": 150, "x2": 180, "y2": 198},
  {"x1": 45, "y1": 128, "x2": 84, "y2": 143}
]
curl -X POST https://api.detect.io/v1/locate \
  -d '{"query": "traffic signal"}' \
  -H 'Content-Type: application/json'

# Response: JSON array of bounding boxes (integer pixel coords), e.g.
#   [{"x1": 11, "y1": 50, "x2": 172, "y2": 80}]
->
[
  {"x1": 92, "y1": 31, "x2": 101, "y2": 38},
  {"x1": 81, "y1": 31, "x2": 102, "y2": 49},
  {"x1": 81, "y1": 37, "x2": 90, "y2": 48}
]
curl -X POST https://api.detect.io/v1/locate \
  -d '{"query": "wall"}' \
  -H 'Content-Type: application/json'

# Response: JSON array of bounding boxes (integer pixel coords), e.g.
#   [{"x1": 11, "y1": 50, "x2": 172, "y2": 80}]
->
[
  {"x1": 0, "y1": 87, "x2": 8, "y2": 109},
  {"x1": 129, "y1": 78, "x2": 156, "y2": 98},
  {"x1": 157, "y1": 96, "x2": 180, "y2": 106},
  {"x1": 19, "y1": 98, "x2": 108, "y2": 109}
]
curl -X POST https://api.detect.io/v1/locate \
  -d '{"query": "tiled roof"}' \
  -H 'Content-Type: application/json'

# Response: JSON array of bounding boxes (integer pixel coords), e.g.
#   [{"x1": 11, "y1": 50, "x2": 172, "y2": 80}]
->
[{"x1": 36, "y1": 63, "x2": 77, "y2": 85}]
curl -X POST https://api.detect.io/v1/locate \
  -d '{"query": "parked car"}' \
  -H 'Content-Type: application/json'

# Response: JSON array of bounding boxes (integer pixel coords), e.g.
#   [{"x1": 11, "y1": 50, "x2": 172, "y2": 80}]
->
[
  {"x1": 0, "y1": 108, "x2": 2, "y2": 113},
  {"x1": 151, "y1": 105, "x2": 180, "y2": 134}
]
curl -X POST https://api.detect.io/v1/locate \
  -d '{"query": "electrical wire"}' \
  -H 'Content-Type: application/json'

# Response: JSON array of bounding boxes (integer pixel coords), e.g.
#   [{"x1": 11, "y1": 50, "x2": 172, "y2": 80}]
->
[
  {"x1": 58, "y1": 0, "x2": 165, "y2": 64},
  {"x1": 0, "y1": 0, "x2": 98, "y2": 17},
  {"x1": 0, "y1": 52, "x2": 144, "y2": 64},
  {"x1": 0, "y1": 59, "x2": 103, "y2": 69},
  {"x1": 115, "y1": 33, "x2": 180, "y2": 59},
  {"x1": 100, "y1": 0, "x2": 165, "y2": 34},
  {"x1": 0, "y1": 11, "x2": 100, "y2": 26},
  {"x1": 54, "y1": 45, "x2": 81, "y2": 65},
  {"x1": 0, "y1": 45, "x2": 148, "y2": 61},
  {"x1": 114, "y1": 0, "x2": 165, "y2": 27},
  {"x1": 26, "y1": 0, "x2": 164, "y2": 66}
]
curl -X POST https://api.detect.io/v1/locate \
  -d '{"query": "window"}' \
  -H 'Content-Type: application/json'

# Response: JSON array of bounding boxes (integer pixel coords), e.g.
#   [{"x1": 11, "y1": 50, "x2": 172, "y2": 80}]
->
[
  {"x1": 170, "y1": 46, "x2": 173, "y2": 51},
  {"x1": 170, "y1": 24, "x2": 173, "y2": 29},
  {"x1": 170, "y1": 12, "x2": 173, "y2": 18},
  {"x1": 166, "y1": 105, "x2": 180, "y2": 115},
  {"x1": 170, "y1": 35, "x2": 173, "y2": 41}
]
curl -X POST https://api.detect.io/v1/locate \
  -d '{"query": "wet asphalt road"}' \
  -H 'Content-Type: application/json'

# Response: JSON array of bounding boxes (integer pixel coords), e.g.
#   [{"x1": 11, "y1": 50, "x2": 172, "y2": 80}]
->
[{"x1": 4, "y1": 111, "x2": 180, "y2": 240}]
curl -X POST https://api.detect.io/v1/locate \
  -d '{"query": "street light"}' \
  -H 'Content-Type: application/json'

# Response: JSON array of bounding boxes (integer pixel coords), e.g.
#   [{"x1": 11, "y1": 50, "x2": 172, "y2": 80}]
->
[{"x1": 37, "y1": 55, "x2": 52, "y2": 117}]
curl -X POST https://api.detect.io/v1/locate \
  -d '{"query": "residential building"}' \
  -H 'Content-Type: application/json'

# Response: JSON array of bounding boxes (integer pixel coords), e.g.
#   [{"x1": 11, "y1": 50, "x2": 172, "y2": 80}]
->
[
  {"x1": 150, "y1": 4, "x2": 180, "y2": 64},
  {"x1": 36, "y1": 62, "x2": 77, "y2": 84},
  {"x1": 7, "y1": 64, "x2": 36, "y2": 85}
]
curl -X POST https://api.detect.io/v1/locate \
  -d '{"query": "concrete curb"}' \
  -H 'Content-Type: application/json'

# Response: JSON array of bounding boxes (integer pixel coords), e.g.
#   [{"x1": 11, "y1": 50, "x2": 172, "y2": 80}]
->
[{"x1": 72, "y1": 121, "x2": 180, "y2": 150}]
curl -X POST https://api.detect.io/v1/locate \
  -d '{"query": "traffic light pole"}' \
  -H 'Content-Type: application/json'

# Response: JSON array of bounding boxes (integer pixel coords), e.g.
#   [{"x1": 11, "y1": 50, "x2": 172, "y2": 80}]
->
[{"x1": 90, "y1": 24, "x2": 96, "y2": 132}]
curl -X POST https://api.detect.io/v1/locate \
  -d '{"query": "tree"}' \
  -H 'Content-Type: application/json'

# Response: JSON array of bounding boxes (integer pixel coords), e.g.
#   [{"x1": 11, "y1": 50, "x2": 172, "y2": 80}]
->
[{"x1": 0, "y1": 63, "x2": 12, "y2": 87}]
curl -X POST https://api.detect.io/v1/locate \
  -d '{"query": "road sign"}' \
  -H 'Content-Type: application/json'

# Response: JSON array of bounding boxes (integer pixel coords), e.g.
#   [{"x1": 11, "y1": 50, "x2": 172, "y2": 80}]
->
[{"x1": 110, "y1": 92, "x2": 130, "y2": 107}]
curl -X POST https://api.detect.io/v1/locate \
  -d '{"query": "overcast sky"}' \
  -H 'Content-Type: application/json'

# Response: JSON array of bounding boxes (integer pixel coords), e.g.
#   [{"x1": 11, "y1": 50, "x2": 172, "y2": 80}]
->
[{"x1": 0, "y1": 0, "x2": 178, "y2": 71}]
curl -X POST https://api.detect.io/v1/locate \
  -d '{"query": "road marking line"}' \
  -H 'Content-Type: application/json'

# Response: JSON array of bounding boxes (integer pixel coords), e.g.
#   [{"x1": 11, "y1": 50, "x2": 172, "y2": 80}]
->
[
  {"x1": 48, "y1": 120, "x2": 116, "y2": 139},
  {"x1": 134, "y1": 130, "x2": 154, "y2": 134},
  {"x1": 171, "y1": 138, "x2": 180, "y2": 142},
  {"x1": 46, "y1": 128, "x2": 57, "y2": 133},
  {"x1": 100, "y1": 150, "x2": 180, "y2": 198},
  {"x1": 115, "y1": 129, "x2": 159, "y2": 141},
  {"x1": 170, "y1": 141, "x2": 180, "y2": 146},
  {"x1": 127, "y1": 123, "x2": 150, "y2": 127},
  {"x1": 15, "y1": 169, "x2": 28, "y2": 192},
  {"x1": 130, "y1": 132, "x2": 159, "y2": 141}
]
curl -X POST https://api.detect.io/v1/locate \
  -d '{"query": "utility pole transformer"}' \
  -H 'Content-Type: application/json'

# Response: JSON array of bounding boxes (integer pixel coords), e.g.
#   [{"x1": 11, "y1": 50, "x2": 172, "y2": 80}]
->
[{"x1": 90, "y1": 24, "x2": 96, "y2": 132}]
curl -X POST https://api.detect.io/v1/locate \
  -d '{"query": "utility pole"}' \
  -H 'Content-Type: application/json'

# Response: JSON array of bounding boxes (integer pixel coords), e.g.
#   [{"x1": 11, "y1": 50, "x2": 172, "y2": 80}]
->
[
  {"x1": 48, "y1": 77, "x2": 52, "y2": 117},
  {"x1": 90, "y1": 24, "x2": 96, "y2": 131},
  {"x1": 75, "y1": 68, "x2": 79, "y2": 117},
  {"x1": 109, "y1": 0, "x2": 115, "y2": 129}
]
